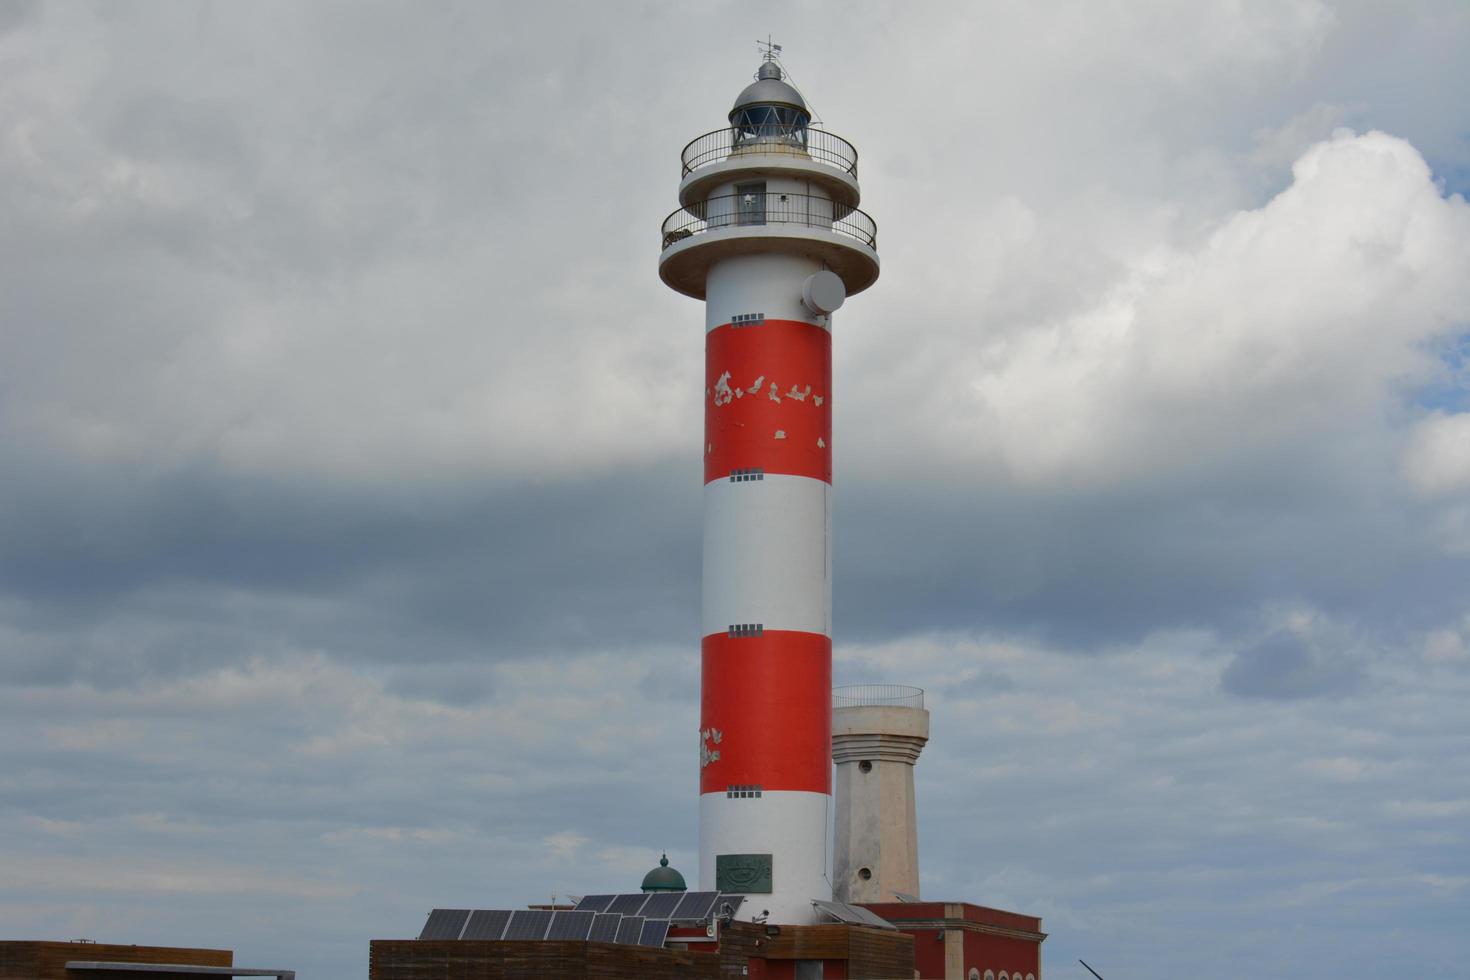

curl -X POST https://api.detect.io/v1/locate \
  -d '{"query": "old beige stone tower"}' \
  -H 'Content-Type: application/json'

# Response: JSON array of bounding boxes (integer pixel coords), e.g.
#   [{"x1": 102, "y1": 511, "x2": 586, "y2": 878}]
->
[{"x1": 831, "y1": 685, "x2": 930, "y2": 903}]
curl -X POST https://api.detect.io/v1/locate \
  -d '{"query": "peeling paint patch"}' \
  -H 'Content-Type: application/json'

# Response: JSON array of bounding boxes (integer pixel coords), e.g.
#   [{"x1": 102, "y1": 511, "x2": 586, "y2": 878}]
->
[
  {"x1": 747, "y1": 375, "x2": 765, "y2": 395},
  {"x1": 817, "y1": 437, "x2": 826, "y2": 448},
  {"x1": 787, "y1": 384, "x2": 811, "y2": 402},
  {"x1": 735, "y1": 388, "x2": 744, "y2": 398},
  {"x1": 713, "y1": 371, "x2": 734, "y2": 406},
  {"x1": 768, "y1": 384, "x2": 781, "y2": 403},
  {"x1": 814, "y1": 395, "x2": 824, "y2": 407},
  {"x1": 774, "y1": 429, "x2": 787, "y2": 440}
]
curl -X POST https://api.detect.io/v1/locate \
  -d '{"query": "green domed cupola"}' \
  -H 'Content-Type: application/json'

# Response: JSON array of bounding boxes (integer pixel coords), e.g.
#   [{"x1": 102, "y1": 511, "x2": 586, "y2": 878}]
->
[{"x1": 640, "y1": 853, "x2": 687, "y2": 893}]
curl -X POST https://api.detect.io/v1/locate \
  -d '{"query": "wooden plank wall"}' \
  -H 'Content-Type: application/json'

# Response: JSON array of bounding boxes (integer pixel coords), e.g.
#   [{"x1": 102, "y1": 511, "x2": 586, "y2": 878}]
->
[
  {"x1": 0, "y1": 942, "x2": 232, "y2": 980},
  {"x1": 716, "y1": 923, "x2": 767, "y2": 978},
  {"x1": 369, "y1": 940, "x2": 720, "y2": 980},
  {"x1": 719, "y1": 923, "x2": 914, "y2": 980},
  {"x1": 842, "y1": 928, "x2": 914, "y2": 980}
]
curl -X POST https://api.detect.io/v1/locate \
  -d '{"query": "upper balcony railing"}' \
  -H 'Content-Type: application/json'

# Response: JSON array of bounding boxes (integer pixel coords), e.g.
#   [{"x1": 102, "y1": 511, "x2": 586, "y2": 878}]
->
[
  {"x1": 661, "y1": 192, "x2": 876, "y2": 252},
  {"x1": 832, "y1": 684, "x2": 925, "y2": 710},
  {"x1": 681, "y1": 126, "x2": 859, "y2": 179}
]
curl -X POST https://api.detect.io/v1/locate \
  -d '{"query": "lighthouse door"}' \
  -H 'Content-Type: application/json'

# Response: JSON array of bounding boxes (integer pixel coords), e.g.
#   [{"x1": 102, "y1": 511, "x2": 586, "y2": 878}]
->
[{"x1": 736, "y1": 182, "x2": 766, "y2": 225}]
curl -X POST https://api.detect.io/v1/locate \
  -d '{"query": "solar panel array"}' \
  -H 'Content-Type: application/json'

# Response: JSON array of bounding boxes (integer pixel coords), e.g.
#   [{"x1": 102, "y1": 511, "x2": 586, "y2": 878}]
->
[
  {"x1": 573, "y1": 891, "x2": 732, "y2": 923},
  {"x1": 589, "y1": 913, "x2": 622, "y2": 942},
  {"x1": 605, "y1": 893, "x2": 650, "y2": 916},
  {"x1": 575, "y1": 894, "x2": 616, "y2": 913},
  {"x1": 639, "y1": 891, "x2": 684, "y2": 919},
  {"x1": 614, "y1": 915, "x2": 645, "y2": 945},
  {"x1": 639, "y1": 919, "x2": 672, "y2": 948},
  {"x1": 462, "y1": 909, "x2": 512, "y2": 940},
  {"x1": 811, "y1": 899, "x2": 898, "y2": 930},
  {"x1": 545, "y1": 910, "x2": 596, "y2": 941},
  {"x1": 419, "y1": 909, "x2": 470, "y2": 940},
  {"x1": 504, "y1": 909, "x2": 554, "y2": 940},
  {"x1": 416, "y1": 907, "x2": 673, "y2": 947}
]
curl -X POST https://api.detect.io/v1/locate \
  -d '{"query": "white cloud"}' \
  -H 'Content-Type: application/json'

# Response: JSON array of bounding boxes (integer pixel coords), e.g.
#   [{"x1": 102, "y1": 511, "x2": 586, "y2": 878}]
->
[
  {"x1": 1403, "y1": 411, "x2": 1470, "y2": 496},
  {"x1": 855, "y1": 130, "x2": 1470, "y2": 488}
]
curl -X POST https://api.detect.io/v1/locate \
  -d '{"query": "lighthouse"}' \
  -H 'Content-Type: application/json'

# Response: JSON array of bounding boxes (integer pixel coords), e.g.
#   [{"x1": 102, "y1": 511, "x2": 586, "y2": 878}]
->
[{"x1": 659, "y1": 52, "x2": 879, "y2": 925}]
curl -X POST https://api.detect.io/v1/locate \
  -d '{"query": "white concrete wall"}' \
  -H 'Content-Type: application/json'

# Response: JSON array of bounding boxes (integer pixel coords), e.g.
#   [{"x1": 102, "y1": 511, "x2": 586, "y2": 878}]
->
[
  {"x1": 704, "y1": 253, "x2": 826, "y2": 331},
  {"x1": 703, "y1": 475, "x2": 831, "y2": 636},
  {"x1": 699, "y1": 790, "x2": 831, "y2": 924}
]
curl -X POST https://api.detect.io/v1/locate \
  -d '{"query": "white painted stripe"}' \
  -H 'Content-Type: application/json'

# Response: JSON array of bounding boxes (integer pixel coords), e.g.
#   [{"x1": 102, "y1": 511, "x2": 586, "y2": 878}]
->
[
  {"x1": 703, "y1": 474, "x2": 831, "y2": 637},
  {"x1": 700, "y1": 789, "x2": 832, "y2": 926},
  {"x1": 705, "y1": 253, "x2": 830, "y2": 333}
]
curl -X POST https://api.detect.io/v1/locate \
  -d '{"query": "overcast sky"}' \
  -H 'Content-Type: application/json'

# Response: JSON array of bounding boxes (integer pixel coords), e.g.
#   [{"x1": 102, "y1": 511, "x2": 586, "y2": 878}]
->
[{"x1": 2, "y1": 2, "x2": 1469, "y2": 978}]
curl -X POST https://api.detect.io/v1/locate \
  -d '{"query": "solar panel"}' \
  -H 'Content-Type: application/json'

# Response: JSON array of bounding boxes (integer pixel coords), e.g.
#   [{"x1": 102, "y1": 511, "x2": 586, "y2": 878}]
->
[
  {"x1": 546, "y1": 909, "x2": 595, "y2": 941},
  {"x1": 638, "y1": 919, "x2": 671, "y2": 948},
  {"x1": 847, "y1": 903, "x2": 897, "y2": 930},
  {"x1": 614, "y1": 915, "x2": 645, "y2": 944},
  {"x1": 503, "y1": 909, "x2": 553, "y2": 940},
  {"x1": 671, "y1": 891, "x2": 720, "y2": 922},
  {"x1": 812, "y1": 899, "x2": 898, "y2": 930},
  {"x1": 812, "y1": 899, "x2": 859, "y2": 925},
  {"x1": 589, "y1": 913, "x2": 622, "y2": 943},
  {"x1": 461, "y1": 909, "x2": 512, "y2": 940},
  {"x1": 606, "y1": 893, "x2": 650, "y2": 916},
  {"x1": 419, "y1": 908, "x2": 470, "y2": 940},
  {"x1": 639, "y1": 891, "x2": 683, "y2": 919},
  {"x1": 575, "y1": 894, "x2": 616, "y2": 913}
]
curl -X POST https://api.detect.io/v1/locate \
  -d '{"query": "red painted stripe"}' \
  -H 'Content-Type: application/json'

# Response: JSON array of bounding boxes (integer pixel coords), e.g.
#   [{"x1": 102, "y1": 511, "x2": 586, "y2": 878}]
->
[
  {"x1": 700, "y1": 629, "x2": 832, "y2": 794},
  {"x1": 705, "y1": 320, "x2": 831, "y2": 485}
]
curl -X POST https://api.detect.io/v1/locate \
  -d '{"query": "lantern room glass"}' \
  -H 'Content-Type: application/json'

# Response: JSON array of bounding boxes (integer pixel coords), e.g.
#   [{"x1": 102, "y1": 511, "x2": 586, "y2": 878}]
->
[{"x1": 731, "y1": 104, "x2": 810, "y2": 147}]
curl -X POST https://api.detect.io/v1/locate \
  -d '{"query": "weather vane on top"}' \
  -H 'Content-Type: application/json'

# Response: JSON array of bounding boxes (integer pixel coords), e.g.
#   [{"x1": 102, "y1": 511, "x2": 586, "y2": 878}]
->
[{"x1": 757, "y1": 35, "x2": 782, "y2": 62}]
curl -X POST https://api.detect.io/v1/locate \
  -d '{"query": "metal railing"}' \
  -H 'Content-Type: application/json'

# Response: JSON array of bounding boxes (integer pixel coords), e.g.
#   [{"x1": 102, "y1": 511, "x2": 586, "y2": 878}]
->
[
  {"x1": 661, "y1": 193, "x2": 877, "y2": 251},
  {"x1": 681, "y1": 126, "x2": 859, "y2": 178},
  {"x1": 832, "y1": 685, "x2": 925, "y2": 710}
]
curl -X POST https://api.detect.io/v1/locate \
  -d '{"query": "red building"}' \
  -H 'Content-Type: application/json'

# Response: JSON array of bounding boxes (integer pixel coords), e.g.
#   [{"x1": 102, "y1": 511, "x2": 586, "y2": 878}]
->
[{"x1": 862, "y1": 902, "x2": 1046, "y2": 980}]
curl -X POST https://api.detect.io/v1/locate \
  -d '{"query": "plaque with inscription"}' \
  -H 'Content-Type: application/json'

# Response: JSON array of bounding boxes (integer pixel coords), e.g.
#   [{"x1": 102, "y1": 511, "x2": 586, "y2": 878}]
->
[{"x1": 715, "y1": 853, "x2": 773, "y2": 893}]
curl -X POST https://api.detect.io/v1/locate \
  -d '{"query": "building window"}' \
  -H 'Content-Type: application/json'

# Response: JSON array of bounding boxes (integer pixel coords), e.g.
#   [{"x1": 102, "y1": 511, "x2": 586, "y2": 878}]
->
[
  {"x1": 969, "y1": 971, "x2": 980, "y2": 980},
  {"x1": 727, "y1": 623, "x2": 764, "y2": 638},
  {"x1": 730, "y1": 467, "x2": 765, "y2": 482},
  {"x1": 858, "y1": 760, "x2": 872, "y2": 773},
  {"x1": 857, "y1": 867, "x2": 872, "y2": 881},
  {"x1": 984, "y1": 972, "x2": 995, "y2": 980},
  {"x1": 726, "y1": 784, "x2": 763, "y2": 799}
]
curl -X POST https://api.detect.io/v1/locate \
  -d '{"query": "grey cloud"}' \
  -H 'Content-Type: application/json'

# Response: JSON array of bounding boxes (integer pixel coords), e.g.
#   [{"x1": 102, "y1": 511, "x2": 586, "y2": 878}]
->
[
  {"x1": 384, "y1": 664, "x2": 496, "y2": 706},
  {"x1": 1220, "y1": 630, "x2": 1364, "y2": 699},
  {"x1": 3, "y1": 3, "x2": 1470, "y2": 980},
  {"x1": 0, "y1": 460, "x2": 700, "y2": 687}
]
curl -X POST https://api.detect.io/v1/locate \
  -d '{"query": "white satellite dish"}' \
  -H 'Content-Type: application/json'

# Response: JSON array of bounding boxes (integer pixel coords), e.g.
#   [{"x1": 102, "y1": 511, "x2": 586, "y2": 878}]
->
[{"x1": 802, "y1": 270, "x2": 846, "y2": 315}]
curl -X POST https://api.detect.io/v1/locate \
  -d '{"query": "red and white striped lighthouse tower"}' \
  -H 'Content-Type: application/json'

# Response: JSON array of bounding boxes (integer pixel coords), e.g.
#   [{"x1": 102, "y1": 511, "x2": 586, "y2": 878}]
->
[{"x1": 659, "y1": 52, "x2": 879, "y2": 925}]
